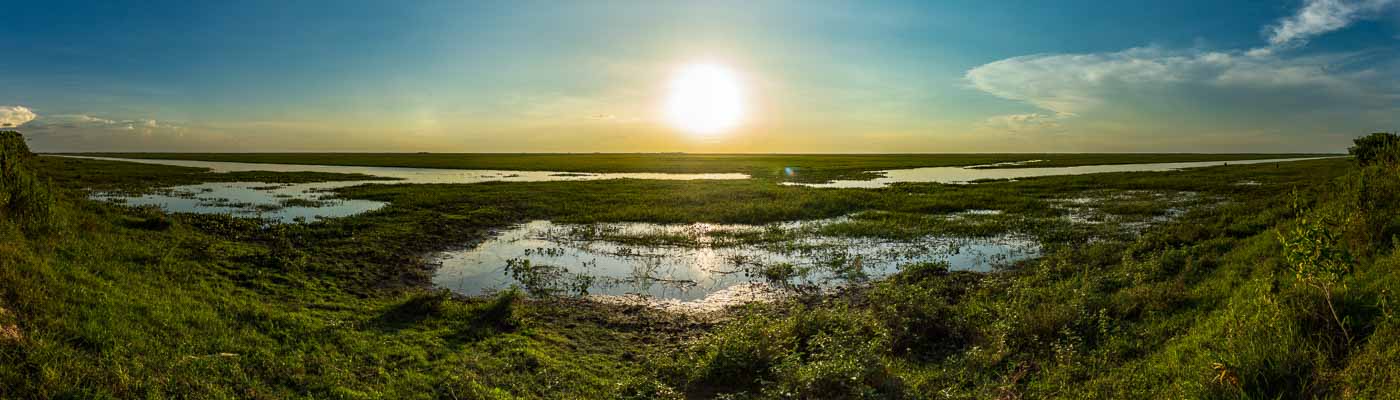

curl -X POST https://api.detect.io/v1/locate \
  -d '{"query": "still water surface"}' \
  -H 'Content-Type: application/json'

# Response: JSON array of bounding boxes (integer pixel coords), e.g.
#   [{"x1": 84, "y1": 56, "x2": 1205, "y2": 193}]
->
[
  {"x1": 69, "y1": 155, "x2": 1332, "y2": 222},
  {"x1": 62, "y1": 155, "x2": 751, "y2": 183},
  {"x1": 789, "y1": 157, "x2": 1336, "y2": 188},
  {"x1": 66, "y1": 155, "x2": 747, "y2": 222},
  {"x1": 91, "y1": 181, "x2": 389, "y2": 223},
  {"x1": 431, "y1": 219, "x2": 1040, "y2": 301}
]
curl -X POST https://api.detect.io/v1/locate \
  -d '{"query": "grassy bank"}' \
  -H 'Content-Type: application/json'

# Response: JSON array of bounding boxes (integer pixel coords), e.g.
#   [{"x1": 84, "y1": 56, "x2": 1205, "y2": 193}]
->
[
  {"x1": 4, "y1": 130, "x2": 1396, "y2": 398},
  {"x1": 4, "y1": 133, "x2": 697, "y2": 399}
]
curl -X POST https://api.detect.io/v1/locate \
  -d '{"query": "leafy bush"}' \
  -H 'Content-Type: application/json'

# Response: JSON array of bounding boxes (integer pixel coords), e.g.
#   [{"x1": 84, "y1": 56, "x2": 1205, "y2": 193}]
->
[
  {"x1": 1349, "y1": 132, "x2": 1400, "y2": 167},
  {"x1": 0, "y1": 131, "x2": 60, "y2": 231}
]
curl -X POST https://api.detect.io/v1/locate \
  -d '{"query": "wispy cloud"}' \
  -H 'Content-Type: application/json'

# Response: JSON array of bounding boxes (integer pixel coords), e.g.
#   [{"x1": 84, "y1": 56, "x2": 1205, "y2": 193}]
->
[
  {"x1": 1264, "y1": 0, "x2": 1397, "y2": 50},
  {"x1": 77, "y1": 114, "x2": 116, "y2": 124},
  {"x1": 967, "y1": 48, "x2": 1383, "y2": 115},
  {"x1": 980, "y1": 112, "x2": 1067, "y2": 134},
  {"x1": 0, "y1": 106, "x2": 37, "y2": 128},
  {"x1": 23, "y1": 112, "x2": 186, "y2": 139},
  {"x1": 966, "y1": 0, "x2": 1400, "y2": 139}
]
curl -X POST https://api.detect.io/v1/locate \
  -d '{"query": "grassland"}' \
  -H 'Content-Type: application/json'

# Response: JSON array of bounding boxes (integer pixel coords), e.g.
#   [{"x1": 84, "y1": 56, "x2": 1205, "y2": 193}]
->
[
  {"x1": 62, "y1": 152, "x2": 1333, "y2": 182},
  {"x1": 5, "y1": 131, "x2": 1398, "y2": 399}
]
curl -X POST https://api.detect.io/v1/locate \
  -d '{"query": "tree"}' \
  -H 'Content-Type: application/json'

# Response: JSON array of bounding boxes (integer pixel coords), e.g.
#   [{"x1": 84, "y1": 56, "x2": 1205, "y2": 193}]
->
[{"x1": 1348, "y1": 132, "x2": 1400, "y2": 166}]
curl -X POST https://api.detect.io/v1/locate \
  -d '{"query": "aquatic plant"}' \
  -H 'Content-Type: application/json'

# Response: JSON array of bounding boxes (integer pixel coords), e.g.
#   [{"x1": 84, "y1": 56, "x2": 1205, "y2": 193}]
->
[{"x1": 504, "y1": 258, "x2": 595, "y2": 297}]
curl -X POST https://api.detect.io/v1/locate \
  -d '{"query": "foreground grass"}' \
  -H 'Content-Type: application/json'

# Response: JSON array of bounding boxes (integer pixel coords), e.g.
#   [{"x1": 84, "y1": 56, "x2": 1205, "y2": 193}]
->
[
  {"x1": 5, "y1": 135, "x2": 1396, "y2": 398},
  {"x1": 62, "y1": 152, "x2": 1331, "y2": 182},
  {"x1": 6, "y1": 139, "x2": 699, "y2": 399},
  {"x1": 0, "y1": 201, "x2": 708, "y2": 399}
]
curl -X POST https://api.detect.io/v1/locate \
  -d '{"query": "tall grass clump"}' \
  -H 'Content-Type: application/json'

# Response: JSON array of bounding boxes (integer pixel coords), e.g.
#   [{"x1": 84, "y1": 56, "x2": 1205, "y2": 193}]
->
[
  {"x1": 0, "y1": 131, "x2": 60, "y2": 232},
  {"x1": 659, "y1": 305, "x2": 903, "y2": 398}
]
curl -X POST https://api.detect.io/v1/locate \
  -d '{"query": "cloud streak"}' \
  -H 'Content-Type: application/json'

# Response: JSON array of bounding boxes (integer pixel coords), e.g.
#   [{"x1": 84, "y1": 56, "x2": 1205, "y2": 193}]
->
[
  {"x1": 1264, "y1": 0, "x2": 1397, "y2": 49},
  {"x1": 966, "y1": 0, "x2": 1400, "y2": 139},
  {"x1": 980, "y1": 112, "x2": 1067, "y2": 134},
  {"x1": 22, "y1": 112, "x2": 187, "y2": 140},
  {"x1": 966, "y1": 48, "x2": 1386, "y2": 115}
]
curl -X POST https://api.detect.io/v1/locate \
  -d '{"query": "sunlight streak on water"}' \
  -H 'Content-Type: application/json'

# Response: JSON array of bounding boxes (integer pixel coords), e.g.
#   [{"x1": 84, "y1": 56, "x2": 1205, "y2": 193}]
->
[{"x1": 431, "y1": 219, "x2": 1041, "y2": 301}]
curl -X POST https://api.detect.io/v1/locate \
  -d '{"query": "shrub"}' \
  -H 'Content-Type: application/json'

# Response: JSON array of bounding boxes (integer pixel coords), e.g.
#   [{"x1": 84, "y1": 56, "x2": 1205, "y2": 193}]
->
[
  {"x1": 0, "y1": 131, "x2": 61, "y2": 231},
  {"x1": 1277, "y1": 192, "x2": 1354, "y2": 344},
  {"x1": 1348, "y1": 132, "x2": 1400, "y2": 167}
]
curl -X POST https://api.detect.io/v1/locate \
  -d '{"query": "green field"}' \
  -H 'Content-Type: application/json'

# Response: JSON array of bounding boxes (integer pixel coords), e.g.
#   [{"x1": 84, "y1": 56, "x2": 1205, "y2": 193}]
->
[
  {"x1": 64, "y1": 152, "x2": 1334, "y2": 182},
  {"x1": 5, "y1": 132, "x2": 1399, "y2": 398}
]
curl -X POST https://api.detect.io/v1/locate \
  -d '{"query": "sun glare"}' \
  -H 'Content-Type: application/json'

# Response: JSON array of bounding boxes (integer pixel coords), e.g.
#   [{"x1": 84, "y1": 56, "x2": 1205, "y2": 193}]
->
[{"x1": 665, "y1": 63, "x2": 745, "y2": 135}]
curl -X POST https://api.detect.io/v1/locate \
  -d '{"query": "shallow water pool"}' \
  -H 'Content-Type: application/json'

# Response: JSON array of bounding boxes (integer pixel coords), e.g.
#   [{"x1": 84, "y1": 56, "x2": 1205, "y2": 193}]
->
[
  {"x1": 68, "y1": 155, "x2": 748, "y2": 222},
  {"x1": 431, "y1": 219, "x2": 1040, "y2": 302},
  {"x1": 92, "y1": 181, "x2": 389, "y2": 223},
  {"x1": 788, "y1": 157, "x2": 1336, "y2": 188}
]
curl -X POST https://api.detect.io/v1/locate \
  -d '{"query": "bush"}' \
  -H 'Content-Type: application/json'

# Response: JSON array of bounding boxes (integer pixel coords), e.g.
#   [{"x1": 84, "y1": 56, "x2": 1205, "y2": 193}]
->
[
  {"x1": 1348, "y1": 132, "x2": 1400, "y2": 167},
  {"x1": 0, "y1": 131, "x2": 61, "y2": 231}
]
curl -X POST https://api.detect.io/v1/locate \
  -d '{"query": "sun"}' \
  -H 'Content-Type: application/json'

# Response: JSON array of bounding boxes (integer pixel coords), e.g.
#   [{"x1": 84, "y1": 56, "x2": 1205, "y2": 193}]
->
[{"x1": 665, "y1": 63, "x2": 746, "y2": 135}]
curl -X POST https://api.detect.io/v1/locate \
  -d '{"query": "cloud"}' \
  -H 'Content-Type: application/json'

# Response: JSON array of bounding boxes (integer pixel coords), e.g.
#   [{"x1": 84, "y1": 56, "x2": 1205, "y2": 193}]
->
[
  {"x1": 77, "y1": 114, "x2": 116, "y2": 124},
  {"x1": 21, "y1": 112, "x2": 186, "y2": 139},
  {"x1": 966, "y1": 0, "x2": 1400, "y2": 139},
  {"x1": 1264, "y1": 0, "x2": 1397, "y2": 50},
  {"x1": 967, "y1": 48, "x2": 1386, "y2": 116},
  {"x1": 0, "y1": 106, "x2": 37, "y2": 128},
  {"x1": 980, "y1": 113, "x2": 1068, "y2": 134}
]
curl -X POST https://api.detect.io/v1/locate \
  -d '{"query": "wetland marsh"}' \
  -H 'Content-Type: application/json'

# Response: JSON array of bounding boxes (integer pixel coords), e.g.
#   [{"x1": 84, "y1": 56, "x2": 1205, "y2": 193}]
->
[
  {"x1": 7, "y1": 134, "x2": 1399, "y2": 399},
  {"x1": 12, "y1": 2, "x2": 1400, "y2": 397}
]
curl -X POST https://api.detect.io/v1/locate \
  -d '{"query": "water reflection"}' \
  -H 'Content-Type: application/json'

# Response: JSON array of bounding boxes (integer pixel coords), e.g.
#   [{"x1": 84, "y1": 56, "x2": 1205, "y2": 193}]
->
[
  {"x1": 789, "y1": 157, "x2": 1336, "y2": 188},
  {"x1": 67, "y1": 155, "x2": 748, "y2": 223},
  {"x1": 60, "y1": 155, "x2": 750, "y2": 183},
  {"x1": 92, "y1": 181, "x2": 388, "y2": 223},
  {"x1": 432, "y1": 219, "x2": 1041, "y2": 301}
]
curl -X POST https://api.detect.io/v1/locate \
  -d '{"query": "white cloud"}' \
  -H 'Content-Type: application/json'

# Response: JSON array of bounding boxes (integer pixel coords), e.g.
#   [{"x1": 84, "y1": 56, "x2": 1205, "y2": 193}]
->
[
  {"x1": 21, "y1": 112, "x2": 187, "y2": 140},
  {"x1": 981, "y1": 112, "x2": 1068, "y2": 134},
  {"x1": 0, "y1": 106, "x2": 37, "y2": 128},
  {"x1": 964, "y1": 0, "x2": 1400, "y2": 142},
  {"x1": 1264, "y1": 0, "x2": 1397, "y2": 49},
  {"x1": 965, "y1": 47, "x2": 1386, "y2": 117},
  {"x1": 77, "y1": 114, "x2": 116, "y2": 124}
]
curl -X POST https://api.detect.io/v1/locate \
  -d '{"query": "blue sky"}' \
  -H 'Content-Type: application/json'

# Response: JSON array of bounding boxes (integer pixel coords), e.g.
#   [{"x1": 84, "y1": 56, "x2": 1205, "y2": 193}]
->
[{"x1": 3, "y1": 0, "x2": 1398, "y2": 152}]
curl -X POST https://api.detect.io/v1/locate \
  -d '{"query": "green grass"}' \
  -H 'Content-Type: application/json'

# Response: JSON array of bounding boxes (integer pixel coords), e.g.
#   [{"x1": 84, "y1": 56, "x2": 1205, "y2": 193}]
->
[
  {"x1": 60, "y1": 152, "x2": 1334, "y2": 182},
  {"x1": 4, "y1": 132, "x2": 1396, "y2": 398}
]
